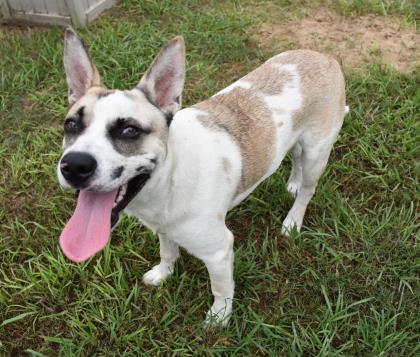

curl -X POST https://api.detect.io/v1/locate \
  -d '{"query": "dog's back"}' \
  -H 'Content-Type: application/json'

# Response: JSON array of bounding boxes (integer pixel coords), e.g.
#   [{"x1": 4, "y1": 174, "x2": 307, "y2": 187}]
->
[{"x1": 193, "y1": 50, "x2": 346, "y2": 210}]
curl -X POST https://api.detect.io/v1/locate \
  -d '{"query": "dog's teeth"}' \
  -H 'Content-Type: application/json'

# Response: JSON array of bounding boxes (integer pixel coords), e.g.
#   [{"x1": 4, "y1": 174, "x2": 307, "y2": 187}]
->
[{"x1": 113, "y1": 184, "x2": 127, "y2": 207}]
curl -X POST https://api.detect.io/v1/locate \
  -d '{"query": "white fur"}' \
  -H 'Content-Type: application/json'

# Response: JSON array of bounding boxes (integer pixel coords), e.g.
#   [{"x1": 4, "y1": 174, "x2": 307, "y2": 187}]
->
[
  {"x1": 124, "y1": 109, "x2": 241, "y2": 325},
  {"x1": 59, "y1": 36, "x2": 346, "y2": 327},
  {"x1": 265, "y1": 64, "x2": 301, "y2": 112},
  {"x1": 214, "y1": 81, "x2": 252, "y2": 96},
  {"x1": 124, "y1": 63, "x2": 343, "y2": 325},
  {"x1": 57, "y1": 91, "x2": 162, "y2": 192}
]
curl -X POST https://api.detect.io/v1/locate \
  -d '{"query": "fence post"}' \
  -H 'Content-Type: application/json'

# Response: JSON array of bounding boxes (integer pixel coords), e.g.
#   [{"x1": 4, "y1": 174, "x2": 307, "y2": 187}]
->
[
  {"x1": 65, "y1": 0, "x2": 87, "y2": 27},
  {"x1": 0, "y1": 0, "x2": 11, "y2": 19}
]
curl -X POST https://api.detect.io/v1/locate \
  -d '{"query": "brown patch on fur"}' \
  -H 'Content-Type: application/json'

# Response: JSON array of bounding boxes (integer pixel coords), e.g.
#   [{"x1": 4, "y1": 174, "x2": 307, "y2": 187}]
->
[
  {"x1": 243, "y1": 65, "x2": 294, "y2": 95},
  {"x1": 97, "y1": 90, "x2": 115, "y2": 99},
  {"x1": 218, "y1": 50, "x2": 344, "y2": 134},
  {"x1": 91, "y1": 65, "x2": 101, "y2": 87},
  {"x1": 269, "y1": 50, "x2": 345, "y2": 131},
  {"x1": 124, "y1": 89, "x2": 142, "y2": 100},
  {"x1": 222, "y1": 157, "x2": 232, "y2": 183},
  {"x1": 222, "y1": 158, "x2": 231, "y2": 172},
  {"x1": 222, "y1": 157, "x2": 231, "y2": 173},
  {"x1": 64, "y1": 86, "x2": 111, "y2": 137},
  {"x1": 194, "y1": 88, "x2": 275, "y2": 193},
  {"x1": 87, "y1": 86, "x2": 112, "y2": 97}
]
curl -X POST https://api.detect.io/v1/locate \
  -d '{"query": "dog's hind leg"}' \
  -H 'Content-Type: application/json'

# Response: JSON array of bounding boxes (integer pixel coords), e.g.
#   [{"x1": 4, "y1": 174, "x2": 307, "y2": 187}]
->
[
  {"x1": 286, "y1": 143, "x2": 303, "y2": 197},
  {"x1": 281, "y1": 141, "x2": 331, "y2": 235},
  {"x1": 143, "y1": 234, "x2": 179, "y2": 286},
  {"x1": 281, "y1": 118, "x2": 343, "y2": 236}
]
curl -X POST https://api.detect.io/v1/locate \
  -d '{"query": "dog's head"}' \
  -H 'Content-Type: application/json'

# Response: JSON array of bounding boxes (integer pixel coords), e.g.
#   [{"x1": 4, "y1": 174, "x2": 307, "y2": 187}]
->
[{"x1": 57, "y1": 29, "x2": 185, "y2": 262}]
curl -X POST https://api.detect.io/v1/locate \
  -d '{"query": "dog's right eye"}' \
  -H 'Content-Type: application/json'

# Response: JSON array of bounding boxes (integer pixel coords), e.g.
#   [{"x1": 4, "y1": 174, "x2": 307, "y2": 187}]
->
[
  {"x1": 64, "y1": 119, "x2": 81, "y2": 134},
  {"x1": 120, "y1": 125, "x2": 140, "y2": 139}
]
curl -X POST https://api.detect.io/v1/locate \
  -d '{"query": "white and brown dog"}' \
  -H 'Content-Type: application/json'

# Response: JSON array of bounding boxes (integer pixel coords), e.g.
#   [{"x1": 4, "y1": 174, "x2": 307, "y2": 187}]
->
[{"x1": 57, "y1": 29, "x2": 347, "y2": 326}]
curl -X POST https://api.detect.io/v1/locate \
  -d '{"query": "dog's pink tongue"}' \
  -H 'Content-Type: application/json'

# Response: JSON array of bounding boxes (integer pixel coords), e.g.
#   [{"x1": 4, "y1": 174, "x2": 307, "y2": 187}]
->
[{"x1": 59, "y1": 189, "x2": 118, "y2": 263}]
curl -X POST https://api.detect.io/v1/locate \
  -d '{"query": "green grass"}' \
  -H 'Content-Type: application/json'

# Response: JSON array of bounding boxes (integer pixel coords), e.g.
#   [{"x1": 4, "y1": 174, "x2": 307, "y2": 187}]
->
[
  {"x1": 1, "y1": 0, "x2": 419, "y2": 355},
  {"x1": 330, "y1": 0, "x2": 418, "y2": 21}
]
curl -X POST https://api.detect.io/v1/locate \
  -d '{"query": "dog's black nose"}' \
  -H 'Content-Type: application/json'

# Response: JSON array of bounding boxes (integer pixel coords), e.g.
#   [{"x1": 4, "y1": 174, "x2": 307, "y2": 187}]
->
[{"x1": 60, "y1": 152, "x2": 97, "y2": 187}]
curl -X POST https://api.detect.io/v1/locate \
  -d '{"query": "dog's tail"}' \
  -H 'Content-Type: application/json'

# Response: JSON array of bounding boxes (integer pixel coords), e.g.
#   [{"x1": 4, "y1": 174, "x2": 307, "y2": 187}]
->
[{"x1": 344, "y1": 105, "x2": 350, "y2": 115}]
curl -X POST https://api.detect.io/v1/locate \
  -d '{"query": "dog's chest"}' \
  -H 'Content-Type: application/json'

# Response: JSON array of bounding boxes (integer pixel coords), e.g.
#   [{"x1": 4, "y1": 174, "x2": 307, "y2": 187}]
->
[
  {"x1": 124, "y1": 172, "x2": 172, "y2": 233},
  {"x1": 123, "y1": 154, "x2": 196, "y2": 235}
]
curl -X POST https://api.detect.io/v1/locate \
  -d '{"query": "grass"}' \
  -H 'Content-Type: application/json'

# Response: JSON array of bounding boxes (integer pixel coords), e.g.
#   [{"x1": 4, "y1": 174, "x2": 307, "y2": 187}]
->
[{"x1": 1, "y1": 0, "x2": 419, "y2": 355}]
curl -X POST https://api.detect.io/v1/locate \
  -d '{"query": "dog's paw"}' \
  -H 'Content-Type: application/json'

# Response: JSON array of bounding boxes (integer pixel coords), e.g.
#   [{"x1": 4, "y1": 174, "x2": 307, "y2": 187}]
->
[
  {"x1": 204, "y1": 302, "x2": 232, "y2": 328},
  {"x1": 281, "y1": 215, "x2": 300, "y2": 237},
  {"x1": 286, "y1": 181, "x2": 300, "y2": 197},
  {"x1": 142, "y1": 264, "x2": 172, "y2": 286}
]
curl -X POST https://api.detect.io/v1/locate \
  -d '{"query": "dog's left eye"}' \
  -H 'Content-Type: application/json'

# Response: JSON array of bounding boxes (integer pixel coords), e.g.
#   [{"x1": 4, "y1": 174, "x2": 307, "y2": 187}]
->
[
  {"x1": 64, "y1": 119, "x2": 81, "y2": 134},
  {"x1": 120, "y1": 126, "x2": 140, "y2": 139}
]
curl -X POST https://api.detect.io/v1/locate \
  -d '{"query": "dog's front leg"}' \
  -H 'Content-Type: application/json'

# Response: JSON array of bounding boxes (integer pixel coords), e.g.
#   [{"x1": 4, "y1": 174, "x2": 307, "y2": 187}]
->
[
  {"x1": 143, "y1": 234, "x2": 179, "y2": 286},
  {"x1": 201, "y1": 229, "x2": 235, "y2": 327}
]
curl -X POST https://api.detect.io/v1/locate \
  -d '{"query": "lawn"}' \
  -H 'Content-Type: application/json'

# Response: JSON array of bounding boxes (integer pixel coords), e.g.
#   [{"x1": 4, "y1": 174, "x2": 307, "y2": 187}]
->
[{"x1": 0, "y1": 0, "x2": 419, "y2": 355}]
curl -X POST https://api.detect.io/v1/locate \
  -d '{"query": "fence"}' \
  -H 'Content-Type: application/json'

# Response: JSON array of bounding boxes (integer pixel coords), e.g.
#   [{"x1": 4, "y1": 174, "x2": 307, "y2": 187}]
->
[{"x1": 0, "y1": 0, "x2": 117, "y2": 27}]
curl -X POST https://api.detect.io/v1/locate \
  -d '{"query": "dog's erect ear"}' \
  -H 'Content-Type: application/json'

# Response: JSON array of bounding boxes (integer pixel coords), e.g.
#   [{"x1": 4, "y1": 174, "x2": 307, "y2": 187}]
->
[
  {"x1": 137, "y1": 36, "x2": 185, "y2": 116},
  {"x1": 63, "y1": 28, "x2": 101, "y2": 105}
]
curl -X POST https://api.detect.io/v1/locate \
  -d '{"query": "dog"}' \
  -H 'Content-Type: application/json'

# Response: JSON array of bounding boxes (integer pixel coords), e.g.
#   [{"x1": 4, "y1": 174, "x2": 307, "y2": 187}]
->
[{"x1": 57, "y1": 28, "x2": 347, "y2": 326}]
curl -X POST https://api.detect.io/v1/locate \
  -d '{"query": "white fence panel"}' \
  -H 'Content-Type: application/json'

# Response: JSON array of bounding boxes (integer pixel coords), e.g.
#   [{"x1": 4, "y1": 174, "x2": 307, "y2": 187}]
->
[{"x1": 0, "y1": 0, "x2": 117, "y2": 27}]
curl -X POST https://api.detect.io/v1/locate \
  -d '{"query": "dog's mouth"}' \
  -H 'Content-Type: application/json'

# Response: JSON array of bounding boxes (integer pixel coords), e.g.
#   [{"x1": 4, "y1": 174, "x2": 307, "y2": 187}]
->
[
  {"x1": 110, "y1": 173, "x2": 150, "y2": 228},
  {"x1": 59, "y1": 172, "x2": 150, "y2": 263}
]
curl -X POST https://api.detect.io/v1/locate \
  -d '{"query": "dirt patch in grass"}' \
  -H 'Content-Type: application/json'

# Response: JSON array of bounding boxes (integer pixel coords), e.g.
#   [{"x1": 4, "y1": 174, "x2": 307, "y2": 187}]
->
[
  {"x1": 256, "y1": 8, "x2": 419, "y2": 72},
  {"x1": 0, "y1": 22, "x2": 50, "y2": 38}
]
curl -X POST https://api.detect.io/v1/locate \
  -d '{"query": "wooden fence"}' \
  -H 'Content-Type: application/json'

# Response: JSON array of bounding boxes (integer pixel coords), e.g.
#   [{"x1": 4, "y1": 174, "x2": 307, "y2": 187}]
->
[{"x1": 0, "y1": 0, "x2": 117, "y2": 27}]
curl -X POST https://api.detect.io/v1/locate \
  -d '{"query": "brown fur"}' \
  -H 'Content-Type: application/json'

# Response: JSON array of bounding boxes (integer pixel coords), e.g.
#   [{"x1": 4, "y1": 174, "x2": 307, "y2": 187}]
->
[
  {"x1": 222, "y1": 157, "x2": 232, "y2": 183},
  {"x1": 268, "y1": 50, "x2": 345, "y2": 131},
  {"x1": 242, "y1": 64, "x2": 294, "y2": 96},
  {"x1": 222, "y1": 157, "x2": 231, "y2": 174},
  {"x1": 193, "y1": 50, "x2": 345, "y2": 195},
  {"x1": 88, "y1": 86, "x2": 115, "y2": 98},
  {"x1": 194, "y1": 88, "x2": 275, "y2": 193},
  {"x1": 90, "y1": 64, "x2": 101, "y2": 88},
  {"x1": 65, "y1": 86, "x2": 108, "y2": 124}
]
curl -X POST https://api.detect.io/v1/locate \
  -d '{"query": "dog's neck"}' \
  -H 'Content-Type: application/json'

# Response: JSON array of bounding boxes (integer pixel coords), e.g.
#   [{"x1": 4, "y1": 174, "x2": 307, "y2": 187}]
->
[
  {"x1": 123, "y1": 106, "x2": 225, "y2": 233},
  {"x1": 124, "y1": 136, "x2": 177, "y2": 232}
]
